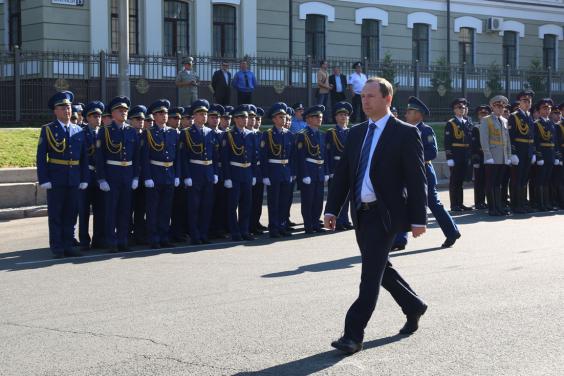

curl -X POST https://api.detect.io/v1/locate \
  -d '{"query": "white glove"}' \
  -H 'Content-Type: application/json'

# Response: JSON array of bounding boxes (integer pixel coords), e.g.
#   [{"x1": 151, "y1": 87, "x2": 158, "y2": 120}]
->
[
  {"x1": 79, "y1": 182, "x2": 88, "y2": 190},
  {"x1": 40, "y1": 182, "x2": 52, "y2": 190},
  {"x1": 484, "y1": 158, "x2": 494, "y2": 165},
  {"x1": 447, "y1": 159, "x2": 455, "y2": 167},
  {"x1": 213, "y1": 174, "x2": 219, "y2": 185},
  {"x1": 252, "y1": 177, "x2": 256, "y2": 186},
  {"x1": 131, "y1": 178, "x2": 139, "y2": 190},
  {"x1": 537, "y1": 159, "x2": 544, "y2": 166},
  {"x1": 473, "y1": 164, "x2": 480, "y2": 169},
  {"x1": 302, "y1": 177, "x2": 311, "y2": 185},
  {"x1": 505, "y1": 159, "x2": 512, "y2": 166},
  {"x1": 174, "y1": 177, "x2": 180, "y2": 187},
  {"x1": 510, "y1": 155, "x2": 519, "y2": 165},
  {"x1": 184, "y1": 178, "x2": 193, "y2": 187},
  {"x1": 554, "y1": 159, "x2": 560, "y2": 166},
  {"x1": 324, "y1": 175, "x2": 330, "y2": 183},
  {"x1": 224, "y1": 179, "x2": 233, "y2": 189},
  {"x1": 144, "y1": 179, "x2": 155, "y2": 188},
  {"x1": 330, "y1": 174, "x2": 334, "y2": 179},
  {"x1": 531, "y1": 155, "x2": 537, "y2": 164},
  {"x1": 291, "y1": 176, "x2": 296, "y2": 182},
  {"x1": 561, "y1": 161, "x2": 563, "y2": 166},
  {"x1": 99, "y1": 180, "x2": 110, "y2": 192},
  {"x1": 262, "y1": 177, "x2": 271, "y2": 186}
]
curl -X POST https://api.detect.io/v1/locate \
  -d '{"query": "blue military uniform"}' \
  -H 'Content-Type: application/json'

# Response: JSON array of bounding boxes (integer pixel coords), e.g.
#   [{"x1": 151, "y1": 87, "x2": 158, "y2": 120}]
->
[
  {"x1": 37, "y1": 91, "x2": 89, "y2": 258},
  {"x1": 222, "y1": 104, "x2": 258, "y2": 241},
  {"x1": 95, "y1": 96, "x2": 140, "y2": 251},
  {"x1": 296, "y1": 105, "x2": 328, "y2": 234},
  {"x1": 209, "y1": 104, "x2": 230, "y2": 239},
  {"x1": 508, "y1": 90, "x2": 536, "y2": 213},
  {"x1": 444, "y1": 98, "x2": 473, "y2": 211},
  {"x1": 250, "y1": 105, "x2": 266, "y2": 235},
  {"x1": 260, "y1": 103, "x2": 295, "y2": 237},
  {"x1": 471, "y1": 105, "x2": 491, "y2": 210},
  {"x1": 554, "y1": 105, "x2": 564, "y2": 208},
  {"x1": 179, "y1": 99, "x2": 219, "y2": 245},
  {"x1": 142, "y1": 100, "x2": 181, "y2": 247},
  {"x1": 129, "y1": 105, "x2": 148, "y2": 245},
  {"x1": 325, "y1": 101, "x2": 352, "y2": 230},
  {"x1": 394, "y1": 97, "x2": 460, "y2": 249},
  {"x1": 168, "y1": 106, "x2": 189, "y2": 242},
  {"x1": 78, "y1": 101, "x2": 106, "y2": 249},
  {"x1": 533, "y1": 98, "x2": 557, "y2": 211}
]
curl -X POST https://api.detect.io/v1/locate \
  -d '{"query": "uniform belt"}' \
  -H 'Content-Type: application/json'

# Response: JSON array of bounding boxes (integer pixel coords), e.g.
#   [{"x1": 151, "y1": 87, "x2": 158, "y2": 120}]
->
[
  {"x1": 48, "y1": 158, "x2": 79, "y2": 166},
  {"x1": 514, "y1": 138, "x2": 533, "y2": 144},
  {"x1": 106, "y1": 160, "x2": 132, "y2": 167},
  {"x1": 451, "y1": 143, "x2": 469, "y2": 148},
  {"x1": 88, "y1": 165, "x2": 96, "y2": 171},
  {"x1": 333, "y1": 156, "x2": 341, "y2": 160},
  {"x1": 230, "y1": 161, "x2": 251, "y2": 168},
  {"x1": 358, "y1": 201, "x2": 377, "y2": 211},
  {"x1": 189, "y1": 159, "x2": 213, "y2": 166},
  {"x1": 268, "y1": 159, "x2": 289, "y2": 164},
  {"x1": 540, "y1": 143, "x2": 555, "y2": 147},
  {"x1": 306, "y1": 158, "x2": 324, "y2": 164},
  {"x1": 150, "y1": 160, "x2": 174, "y2": 167}
]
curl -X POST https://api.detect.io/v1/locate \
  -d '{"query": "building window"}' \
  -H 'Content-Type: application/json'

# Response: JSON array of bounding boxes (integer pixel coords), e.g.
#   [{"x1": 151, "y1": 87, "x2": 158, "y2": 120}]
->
[
  {"x1": 503, "y1": 31, "x2": 517, "y2": 68},
  {"x1": 164, "y1": 0, "x2": 190, "y2": 56},
  {"x1": 361, "y1": 19, "x2": 379, "y2": 62},
  {"x1": 111, "y1": 0, "x2": 139, "y2": 55},
  {"x1": 458, "y1": 27, "x2": 474, "y2": 67},
  {"x1": 213, "y1": 5, "x2": 236, "y2": 58},
  {"x1": 543, "y1": 34, "x2": 556, "y2": 69},
  {"x1": 305, "y1": 14, "x2": 325, "y2": 60},
  {"x1": 8, "y1": 0, "x2": 22, "y2": 50},
  {"x1": 412, "y1": 23, "x2": 429, "y2": 65}
]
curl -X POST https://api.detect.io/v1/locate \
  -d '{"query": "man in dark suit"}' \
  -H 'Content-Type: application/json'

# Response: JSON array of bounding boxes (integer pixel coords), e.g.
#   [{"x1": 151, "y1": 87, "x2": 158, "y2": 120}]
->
[
  {"x1": 324, "y1": 77, "x2": 429, "y2": 355},
  {"x1": 329, "y1": 66, "x2": 347, "y2": 108},
  {"x1": 211, "y1": 61, "x2": 232, "y2": 106}
]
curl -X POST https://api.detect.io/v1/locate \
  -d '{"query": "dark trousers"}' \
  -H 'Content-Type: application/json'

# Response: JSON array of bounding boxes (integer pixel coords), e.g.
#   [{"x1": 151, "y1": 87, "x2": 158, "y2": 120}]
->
[
  {"x1": 267, "y1": 181, "x2": 291, "y2": 233},
  {"x1": 237, "y1": 91, "x2": 252, "y2": 105},
  {"x1": 351, "y1": 94, "x2": 366, "y2": 123},
  {"x1": 300, "y1": 180, "x2": 324, "y2": 232},
  {"x1": 551, "y1": 165, "x2": 564, "y2": 207},
  {"x1": 328, "y1": 178, "x2": 351, "y2": 225},
  {"x1": 214, "y1": 91, "x2": 231, "y2": 106},
  {"x1": 250, "y1": 182, "x2": 265, "y2": 232},
  {"x1": 449, "y1": 158, "x2": 468, "y2": 209},
  {"x1": 78, "y1": 183, "x2": 104, "y2": 247},
  {"x1": 131, "y1": 184, "x2": 146, "y2": 243},
  {"x1": 211, "y1": 183, "x2": 229, "y2": 236},
  {"x1": 228, "y1": 180, "x2": 253, "y2": 237},
  {"x1": 283, "y1": 180, "x2": 296, "y2": 227},
  {"x1": 105, "y1": 182, "x2": 132, "y2": 247},
  {"x1": 170, "y1": 186, "x2": 187, "y2": 240},
  {"x1": 485, "y1": 164, "x2": 504, "y2": 213},
  {"x1": 145, "y1": 184, "x2": 174, "y2": 245},
  {"x1": 47, "y1": 186, "x2": 79, "y2": 255},
  {"x1": 187, "y1": 182, "x2": 214, "y2": 242},
  {"x1": 345, "y1": 206, "x2": 426, "y2": 342},
  {"x1": 473, "y1": 164, "x2": 486, "y2": 206}
]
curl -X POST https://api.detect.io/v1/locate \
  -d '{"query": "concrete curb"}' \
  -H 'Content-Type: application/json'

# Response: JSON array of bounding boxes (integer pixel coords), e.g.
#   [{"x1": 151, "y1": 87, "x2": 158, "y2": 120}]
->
[{"x1": 0, "y1": 205, "x2": 47, "y2": 221}]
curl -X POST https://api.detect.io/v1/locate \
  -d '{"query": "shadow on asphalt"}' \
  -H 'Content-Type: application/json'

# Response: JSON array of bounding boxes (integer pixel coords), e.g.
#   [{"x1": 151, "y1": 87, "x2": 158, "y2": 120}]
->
[{"x1": 232, "y1": 334, "x2": 406, "y2": 376}]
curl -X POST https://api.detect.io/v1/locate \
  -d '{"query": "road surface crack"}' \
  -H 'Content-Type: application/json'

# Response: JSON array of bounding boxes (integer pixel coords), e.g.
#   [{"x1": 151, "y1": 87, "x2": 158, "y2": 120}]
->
[{"x1": 140, "y1": 354, "x2": 242, "y2": 372}]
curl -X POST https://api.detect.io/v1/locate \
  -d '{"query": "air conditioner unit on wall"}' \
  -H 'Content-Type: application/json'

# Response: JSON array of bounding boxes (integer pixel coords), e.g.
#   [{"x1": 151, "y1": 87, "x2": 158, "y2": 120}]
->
[{"x1": 487, "y1": 17, "x2": 503, "y2": 32}]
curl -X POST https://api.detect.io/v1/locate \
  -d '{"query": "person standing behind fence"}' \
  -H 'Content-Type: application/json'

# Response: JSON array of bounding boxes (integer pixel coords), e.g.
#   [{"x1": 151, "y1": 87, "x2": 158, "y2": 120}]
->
[
  {"x1": 176, "y1": 57, "x2": 199, "y2": 107},
  {"x1": 212, "y1": 61, "x2": 232, "y2": 106},
  {"x1": 348, "y1": 62, "x2": 367, "y2": 123},
  {"x1": 317, "y1": 60, "x2": 332, "y2": 112},
  {"x1": 329, "y1": 67, "x2": 347, "y2": 112},
  {"x1": 232, "y1": 60, "x2": 257, "y2": 105},
  {"x1": 471, "y1": 105, "x2": 492, "y2": 211}
]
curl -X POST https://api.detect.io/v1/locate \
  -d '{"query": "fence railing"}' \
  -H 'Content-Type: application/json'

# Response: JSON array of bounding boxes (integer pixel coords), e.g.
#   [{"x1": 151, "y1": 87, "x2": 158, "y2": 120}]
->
[{"x1": 1, "y1": 48, "x2": 563, "y2": 123}]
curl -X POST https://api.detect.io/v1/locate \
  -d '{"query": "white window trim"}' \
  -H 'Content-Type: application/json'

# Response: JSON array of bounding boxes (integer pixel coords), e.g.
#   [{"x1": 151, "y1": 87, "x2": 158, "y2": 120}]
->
[
  {"x1": 538, "y1": 24, "x2": 563, "y2": 40},
  {"x1": 354, "y1": 7, "x2": 388, "y2": 26},
  {"x1": 407, "y1": 12, "x2": 437, "y2": 31},
  {"x1": 454, "y1": 16, "x2": 482, "y2": 34},
  {"x1": 498, "y1": 20, "x2": 525, "y2": 38},
  {"x1": 212, "y1": 0, "x2": 240, "y2": 4},
  {"x1": 299, "y1": 2, "x2": 335, "y2": 22}
]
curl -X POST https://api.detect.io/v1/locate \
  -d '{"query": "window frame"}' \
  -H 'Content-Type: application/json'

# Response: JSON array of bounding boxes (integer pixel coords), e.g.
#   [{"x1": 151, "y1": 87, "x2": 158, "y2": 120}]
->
[
  {"x1": 8, "y1": 0, "x2": 22, "y2": 50},
  {"x1": 110, "y1": 0, "x2": 140, "y2": 55},
  {"x1": 163, "y1": 0, "x2": 191, "y2": 57},
  {"x1": 412, "y1": 23, "x2": 429, "y2": 65},
  {"x1": 361, "y1": 19, "x2": 380, "y2": 62},
  {"x1": 543, "y1": 34, "x2": 557, "y2": 70},
  {"x1": 502, "y1": 31, "x2": 518, "y2": 69},
  {"x1": 305, "y1": 14, "x2": 326, "y2": 61},
  {"x1": 458, "y1": 27, "x2": 475, "y2": 67},
  {"x1": 213, "y1": 4, "x2": 237, "y2": 58}
]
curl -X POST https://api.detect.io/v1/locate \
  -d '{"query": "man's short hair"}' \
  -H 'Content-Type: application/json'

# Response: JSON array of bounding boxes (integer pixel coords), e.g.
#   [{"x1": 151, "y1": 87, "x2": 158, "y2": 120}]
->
[
  {"x1": 320, "y1": 60, "x2": 327, "y2": 67},
  {"x1": 366, "y1": 77, "x2": 394, "y2": 98}
]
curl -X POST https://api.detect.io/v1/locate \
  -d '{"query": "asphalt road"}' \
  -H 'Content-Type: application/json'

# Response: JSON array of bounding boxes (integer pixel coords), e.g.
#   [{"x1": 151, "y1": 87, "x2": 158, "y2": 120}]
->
[{"x1": 0, "y1": 188, "x2": 563, "y2": 375}]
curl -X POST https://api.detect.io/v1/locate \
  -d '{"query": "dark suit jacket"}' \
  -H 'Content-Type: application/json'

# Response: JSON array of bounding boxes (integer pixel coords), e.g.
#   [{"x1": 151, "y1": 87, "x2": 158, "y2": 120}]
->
[
  {"x1": 325, "y1": 116, "x2": 428, "y2": 232},
  {"x1": 211, "y1": 69, "x2": 232, "y2": 99},
  {"x1": 329, "y1": 74, "x2": 347, "y2": 100}
]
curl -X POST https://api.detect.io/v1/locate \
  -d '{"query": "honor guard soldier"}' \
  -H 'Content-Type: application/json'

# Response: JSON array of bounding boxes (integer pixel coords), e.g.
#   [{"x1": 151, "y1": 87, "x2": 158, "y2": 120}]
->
[
  {"x1": 222, "y1": 104, "x2": 258, "y2": 241},
  {"x1": 141, "y1": 100, "x2": 181, "y2": 248},
  {"x1": 101, "y1": 105, "x2": 113, "y2": 127},
  {"x1": 296, "y1": 105, "x2": 329, "y2": 234},
  {"x1": 220, "y1": 106, "x2": 233, "y2": 131},
  {"x1": 260, "y1": 102, "x2": 295, "y2": 238},
  {"x1": 167, "y1": 107, "x2": 183, "y2": 130},
  {"x1": 128, "y1": 105, "x2": 147, "y2": 245},
  {"x1": 78, "y1": 101, "x2": 106, "y2": 250},
  {"x1": 70, "y1": 105, "x2": 82, "y2": 124},
  {"x1": 95, "y1": 96, "x2": 140, "y2": 252},
  {"x1": 532, "y1": 98, "x2": 558, "y2": 211},
  {"x1": 508, "y1": 90, "x2": 536, "y2": 213},
  {"x1": 180, "y1": 99, "x2": 219, "y2": 245},
  {"x1": 208, "y1": 103, "x2": 230, "y2": 239},
  {"x1": 145, "y1": 113, "x2": 154, "y2": 129},
  {"x1": 167, "y1": 106, "x2": 188, "y2": 242},
  {"x1": 325, "y1": 101, "x2": 353, "y2": 230},
  {"x1": 180, "y1": 106, "x2": 192, "y2": 130},
  {"x1": 472, "y1": 105, "x2": 492, "y2": 210},
  {"x1": 250, "y1": 106, "x2": 267, "y2": 234},
  {"x1": 551, "y1": 104, "x2": 564, "y2": 208},
  {"x1": 393, "y1": 97, "x2": 460, "y2": 251},
  {"x1": 37, "y1": 91, "x2": 90, "y2": 258},
  {"x1": 444, "y1": 98, "x2": 473, "y2": 211}
]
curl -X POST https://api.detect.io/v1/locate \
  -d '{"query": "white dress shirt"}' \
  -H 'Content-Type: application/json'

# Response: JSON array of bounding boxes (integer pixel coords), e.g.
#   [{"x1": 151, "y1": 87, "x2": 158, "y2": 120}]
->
[
  {"x1": 348, "y1": 72, "x2": 368, "y2": 94},
  {"x1": 335, "y1": 75, "x2": 343, "y2": 93},
  {"x1": 360, "y1": 112, "x2": 390, "y2": 203},
  {"x1": 58, "y1": 120, "x2": 81, "y2": 137}
]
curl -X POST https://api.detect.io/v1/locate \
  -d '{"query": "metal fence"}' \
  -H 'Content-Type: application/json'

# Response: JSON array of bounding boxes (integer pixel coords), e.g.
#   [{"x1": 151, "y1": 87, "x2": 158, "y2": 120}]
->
[{"x1": 1, "y1": 49, "x2": 564, "y2": 123}]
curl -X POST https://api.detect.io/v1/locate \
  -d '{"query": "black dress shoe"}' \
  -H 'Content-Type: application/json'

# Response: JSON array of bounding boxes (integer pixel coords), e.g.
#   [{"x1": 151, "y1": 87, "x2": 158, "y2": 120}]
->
[
  {"x1": 73, "y1": 238, "x2": 80, "y2": 246},
  {"x1": 288, "y1": 220, "x2": 297, "y2": 227},
  {"x1": 475, "y1": 203, "x2": 488, "y2": 210},
  {"x1": 269, "y1": 232, "x2": 281, "y2": 238},
  {"x1": 191, "y1": 239, "x2": 203, "y2": 245},
  {"x1": 201, "y1": 239, "x2": 211, "y2": 245},
  {"x1": 335, "y1": 224, "x2": 345, "y2": 231},
  {"x1": 314, "y1": 228, "x2": 326, "y2": 233},
  {"x1": 461, "y1": 205, "x2": 473, "y2": 211},
  {"x1": 242, "y1": 234, "x2": 256, "y2": 241},
  {"x1": 391, "y1": 244, "x2": 406, "y2": 252},
  {"x1": 117, "y1": 245, "x2": 130, "y2": 252},
  {"x1": 342, "y1": 224, "x2": 354, "y2": 230},
  {"x1": 150, "y1": 243, "x2": 160, "y2": 249},
  {"x1": 64, "y1": 249, "x2": 84, "y2": 257},
  {"x1": 450, "y1": 206, "x2": 463, "y2": 212},
  {"x1": 399, "y1": 304, "x2": 428, "y2": 335},
  {"x1": 257, "y1": 223, "x2": 268, "y2": 230},
  {"x1": 441, "y1": 232, "x2": 461, "y2": 248},
  {"x1": 160, "y1": 242, "x2": 175, "y2": 248},
  {"x1": 231, "y1": 236, "x2": 243, "y2": 242},
  {"x1": 331, "y1": 336, "x2": 363, "y2": 355},
  {"x1": 52, "y1": 253, "x2": 65, "y2": 259},
  {"x1": 280, "y1": 229, "x2": 293, "y2": 237},
  {"x1": 304, "y1": 230, "x2": 315, "y2": 235},
  {"x1": 79, "y1": 244, "x2": 91, "y2": 251}
]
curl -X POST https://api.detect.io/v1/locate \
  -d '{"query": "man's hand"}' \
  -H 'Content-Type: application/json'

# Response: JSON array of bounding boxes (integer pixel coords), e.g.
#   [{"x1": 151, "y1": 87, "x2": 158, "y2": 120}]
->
[
  {"x1": 411, "y1": 226, "x2": 426, "y2": 238},
  {"x1": 324, "y1": 214, "x2": 337, "y2": 231}
]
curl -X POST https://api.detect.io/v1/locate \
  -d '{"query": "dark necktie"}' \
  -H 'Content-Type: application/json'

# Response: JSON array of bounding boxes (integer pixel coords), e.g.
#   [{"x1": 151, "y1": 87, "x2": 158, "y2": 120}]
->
[
  {"x1": 354, "y1": 122, "x2": 376, "y2": 209},
  {"x1": 244, "y1": 72, "x2": 249, "y2": 88}
]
